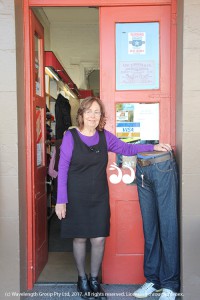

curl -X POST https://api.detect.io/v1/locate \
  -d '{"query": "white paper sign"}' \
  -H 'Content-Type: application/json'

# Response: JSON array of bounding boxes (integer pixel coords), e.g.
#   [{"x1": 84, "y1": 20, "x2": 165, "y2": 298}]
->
[
  {"x1": 37, "y1": 143, "x2": 42, "y2": 167},
  {"x1": 134, "y1": 104, "x2": 159, "y2": 140}
]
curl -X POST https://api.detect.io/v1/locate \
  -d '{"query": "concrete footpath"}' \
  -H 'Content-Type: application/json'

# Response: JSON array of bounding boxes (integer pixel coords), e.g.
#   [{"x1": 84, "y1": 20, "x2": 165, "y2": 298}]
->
[{"x1": 21, "y1": 283, "x2": 183, "y2": 300}]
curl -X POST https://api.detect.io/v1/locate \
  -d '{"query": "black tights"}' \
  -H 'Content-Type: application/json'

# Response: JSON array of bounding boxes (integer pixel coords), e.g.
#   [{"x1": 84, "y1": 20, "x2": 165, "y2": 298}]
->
[{"x1": 73, "y1": 237, "x2": 106, "y2": 278}]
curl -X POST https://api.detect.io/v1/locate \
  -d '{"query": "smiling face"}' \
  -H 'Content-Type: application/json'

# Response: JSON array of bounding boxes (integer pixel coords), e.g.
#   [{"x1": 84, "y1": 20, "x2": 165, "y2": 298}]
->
[
  {"x1": 76, "y1": 97, "x2": 106, "y2": 131},
  {"x1": 83, "y1": 101, "x2": 101, "y2": 130}
]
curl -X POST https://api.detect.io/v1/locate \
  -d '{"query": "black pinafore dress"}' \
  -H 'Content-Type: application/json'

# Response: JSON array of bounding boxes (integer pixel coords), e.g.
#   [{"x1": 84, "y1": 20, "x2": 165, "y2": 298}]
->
[{"x1": 61, "y1": 128, "x2": 110, "y2": 238}]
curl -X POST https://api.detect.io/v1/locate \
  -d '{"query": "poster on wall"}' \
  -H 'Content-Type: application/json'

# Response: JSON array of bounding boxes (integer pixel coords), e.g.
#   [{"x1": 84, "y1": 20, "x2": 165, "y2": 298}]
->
[{"x1": 116, "y1": 22, "x2": 159, "y2": 90}]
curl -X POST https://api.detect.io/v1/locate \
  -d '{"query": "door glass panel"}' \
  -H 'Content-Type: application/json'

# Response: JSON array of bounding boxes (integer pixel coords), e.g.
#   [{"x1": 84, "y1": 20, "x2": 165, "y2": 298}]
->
[
  {"x1": 34, "y1": 33, "x2": 42, "y2": 96},
  {"x1": 116, "y1": 22, "x2": 159, "y2": 90},
  {"x1": 36, "y1": 106, "x2": 44, "y2": 167},
  {"x1": 114, "y1": 103, "x2": 159, "y2": 185}
]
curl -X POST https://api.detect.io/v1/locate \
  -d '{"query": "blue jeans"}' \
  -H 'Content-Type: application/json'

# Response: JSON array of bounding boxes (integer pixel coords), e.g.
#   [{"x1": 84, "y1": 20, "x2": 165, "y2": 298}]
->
[{"x1": 136, "y1": 155, "x2": 180, "y2": 292}]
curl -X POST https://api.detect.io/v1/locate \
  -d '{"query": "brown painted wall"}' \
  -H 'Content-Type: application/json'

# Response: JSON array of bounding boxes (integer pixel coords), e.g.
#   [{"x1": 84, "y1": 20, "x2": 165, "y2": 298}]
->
[
  {"x1": 0, "y1": 0, "x2": 20, "y2": 299},
  {"x1": 177, "y1": 0, "x2": 200, "y2": 299},
  {"x1": 176, "y1": 0, "x2": 183, "y2": 296},
  {"x1": 15, "y1": 0, "x2": 28, "y2": 294},
  {"x1": 0, "y1": 0, "x2": 27, "y2": 298}
]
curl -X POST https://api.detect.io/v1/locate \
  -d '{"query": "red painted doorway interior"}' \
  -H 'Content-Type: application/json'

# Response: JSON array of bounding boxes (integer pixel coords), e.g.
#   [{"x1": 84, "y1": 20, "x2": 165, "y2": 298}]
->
[{"x1": 25, "y1": 1, "x2": 176, "y2": 289}]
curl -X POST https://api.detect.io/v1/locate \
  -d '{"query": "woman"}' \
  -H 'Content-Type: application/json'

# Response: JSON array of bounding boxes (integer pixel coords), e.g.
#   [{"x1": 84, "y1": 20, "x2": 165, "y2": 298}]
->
[{"x1": 55, "y1": 97, "x2": 171, "y2": 300}]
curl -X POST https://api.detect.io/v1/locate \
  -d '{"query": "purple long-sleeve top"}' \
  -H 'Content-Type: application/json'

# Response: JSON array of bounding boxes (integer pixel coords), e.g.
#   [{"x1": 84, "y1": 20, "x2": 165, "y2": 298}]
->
[{"x1": 57, "y1": 129, "x2": 154, "y2": 204}]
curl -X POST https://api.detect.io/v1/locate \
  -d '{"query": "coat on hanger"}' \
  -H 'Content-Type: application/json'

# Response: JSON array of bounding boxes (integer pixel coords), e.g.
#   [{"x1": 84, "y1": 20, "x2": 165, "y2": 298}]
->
[{"x1": 55, "y1": 93, "x2": 72, "y2": 139}]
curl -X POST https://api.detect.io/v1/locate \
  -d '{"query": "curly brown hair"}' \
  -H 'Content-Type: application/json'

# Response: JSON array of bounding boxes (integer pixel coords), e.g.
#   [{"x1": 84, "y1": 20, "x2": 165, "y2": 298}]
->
[{"x1": 76, "y1": 97, "x2": 106, "y2": 131}]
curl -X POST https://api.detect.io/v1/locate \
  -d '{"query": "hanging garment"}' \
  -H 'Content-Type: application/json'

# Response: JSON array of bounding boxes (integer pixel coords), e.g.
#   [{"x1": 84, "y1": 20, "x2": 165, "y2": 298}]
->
[
  {"x1": 48, "y1": 139, "x2": 62, "y2": 205},
  {"x1": 55, "y1": 93, "x2": 72, "y2": 139}
]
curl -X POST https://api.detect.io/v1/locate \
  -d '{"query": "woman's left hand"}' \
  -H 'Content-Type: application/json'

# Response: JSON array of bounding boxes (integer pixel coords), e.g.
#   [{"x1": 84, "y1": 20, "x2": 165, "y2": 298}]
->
[{"x1": 154, "y1": 143, "x2": 172, "y2": 152}]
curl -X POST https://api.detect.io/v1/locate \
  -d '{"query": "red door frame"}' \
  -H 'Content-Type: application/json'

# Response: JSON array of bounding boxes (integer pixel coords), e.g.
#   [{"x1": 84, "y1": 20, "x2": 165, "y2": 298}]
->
[{"x1": 23, "y1": 0, "x2": 176, "y2": 290}]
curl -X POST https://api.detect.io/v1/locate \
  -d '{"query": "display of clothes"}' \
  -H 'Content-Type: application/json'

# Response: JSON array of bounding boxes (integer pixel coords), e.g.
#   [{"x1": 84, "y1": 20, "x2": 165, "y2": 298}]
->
[
  {"x1": 46, "y1": 92, "x2": 72, "y2": 208},
  {"x1": 46, "y1": 124, "x2": 53, "y2": 141},
  {"x1": 55, "y1": 93, "x2": 72, "y2": 139},
  {"x1": 46, "y1": 105, "x2": 55, "y2": 141},
  {"x1": 48, "y1": 139, "x2": 62, "y2": 205}
]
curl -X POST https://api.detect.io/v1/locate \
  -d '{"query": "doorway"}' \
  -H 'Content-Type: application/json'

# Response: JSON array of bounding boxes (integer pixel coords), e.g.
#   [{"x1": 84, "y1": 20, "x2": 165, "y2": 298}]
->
[
  {"x1": 32, "y1": 6, "x2": 100, "y2": 283},
  {"x1": 26, "y1": 1, "x2": 176, "y2": 290}
]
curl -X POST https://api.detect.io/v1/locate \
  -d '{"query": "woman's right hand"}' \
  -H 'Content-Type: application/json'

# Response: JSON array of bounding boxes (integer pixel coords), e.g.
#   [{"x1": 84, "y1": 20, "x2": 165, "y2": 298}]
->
[{"x1": 55, "y1": 203, "x2": 66, "y2": 220}]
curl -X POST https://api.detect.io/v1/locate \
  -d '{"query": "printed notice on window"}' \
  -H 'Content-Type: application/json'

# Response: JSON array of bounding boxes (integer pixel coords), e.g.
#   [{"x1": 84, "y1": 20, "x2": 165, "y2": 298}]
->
[
  {"x1": 134, "y1": 103, "x2": 159, "y2": 140},
  {"x1": 116, "y1": 103, "x2": 159, "y2": 142},
  {"x1": 116, "y1": 22, "x2": 159, "y2": 90},
  {"x1": 119, "y1": 61, "x2": 155, "y2": 85},
  {"x1": 115, "y1": 102, "x2": 159, "y2": 184},
  {"x1": 37, "y1": 143, "x2": 42, "y2": 167}
]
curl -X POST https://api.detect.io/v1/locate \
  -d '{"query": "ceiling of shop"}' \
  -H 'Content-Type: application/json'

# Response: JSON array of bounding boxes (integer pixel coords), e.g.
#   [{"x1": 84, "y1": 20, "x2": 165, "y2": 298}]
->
[
  {"x1": 33, "y1": 6, "x2": 99, "y2": 93},
  {"x1": 42, "y1": 7, "x2": 99, "y2": 24}
]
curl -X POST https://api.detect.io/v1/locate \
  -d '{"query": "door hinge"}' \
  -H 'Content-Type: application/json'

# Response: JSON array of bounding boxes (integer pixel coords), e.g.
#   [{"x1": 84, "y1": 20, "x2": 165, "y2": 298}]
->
[{"x1": 28, "y1": 260, "x2": 34, "y2": 271}]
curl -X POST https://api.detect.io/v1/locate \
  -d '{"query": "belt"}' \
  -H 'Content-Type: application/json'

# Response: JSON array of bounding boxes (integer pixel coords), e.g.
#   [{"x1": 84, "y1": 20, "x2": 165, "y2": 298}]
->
[{"x1": 137, "y1": 152, "x2": 172, "y2": 167}]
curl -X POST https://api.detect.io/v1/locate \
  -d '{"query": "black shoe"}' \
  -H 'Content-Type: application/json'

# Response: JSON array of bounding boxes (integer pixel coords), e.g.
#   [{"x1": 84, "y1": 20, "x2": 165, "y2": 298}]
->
[
  {"x1": 89, "y1": 275, "x2": 107, "y2": 299},
  {"x1": 77, "y1": 275, "x2": 95, "y2": 299}
]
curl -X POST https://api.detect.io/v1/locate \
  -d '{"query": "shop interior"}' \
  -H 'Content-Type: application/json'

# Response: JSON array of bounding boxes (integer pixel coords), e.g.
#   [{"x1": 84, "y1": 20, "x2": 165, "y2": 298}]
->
[{"x1": 33, "y1": 6, "x2": 100, "y2": 283}]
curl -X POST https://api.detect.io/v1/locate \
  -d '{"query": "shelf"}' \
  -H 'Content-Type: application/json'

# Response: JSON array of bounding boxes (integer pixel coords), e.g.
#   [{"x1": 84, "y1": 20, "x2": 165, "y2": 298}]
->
[{"x1": 45, "y1": 51, "x2": 80, "y2": 98}]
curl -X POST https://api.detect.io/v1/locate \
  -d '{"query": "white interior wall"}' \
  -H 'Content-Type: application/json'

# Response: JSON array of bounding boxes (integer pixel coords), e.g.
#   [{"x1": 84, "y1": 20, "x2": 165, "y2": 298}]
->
[
  {"x1": 50, "y1": 22, "x2": 99, "y2": 89},
  {"x1": 69, "y1": 96, "x2": 80, "y2": 126},
  {"x1": 88, "y1": 70, "x2": 100, "y2": 96},
  {"x1": 33, "y1": 8, "x2": 51, "y2": 50},
  {"x1": 33, "y1": 7, "x2": 100, "y2": 91},
  {"x1": 42, "y1": 7, "x2": 99, "y2": 89}
]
